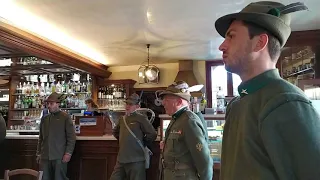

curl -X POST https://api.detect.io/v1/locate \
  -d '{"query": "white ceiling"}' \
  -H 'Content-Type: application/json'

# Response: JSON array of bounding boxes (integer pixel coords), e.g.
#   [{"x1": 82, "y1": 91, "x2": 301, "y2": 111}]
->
[{"x1": 0, "y1": 0, "x2": 319, "y2": 66}]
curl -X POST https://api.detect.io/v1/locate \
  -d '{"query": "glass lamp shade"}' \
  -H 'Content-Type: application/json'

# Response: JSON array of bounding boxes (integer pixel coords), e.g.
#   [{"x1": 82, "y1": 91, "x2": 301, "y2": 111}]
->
[{"x1": 138, "y1": 65, "x2": 160, "y2": 84}]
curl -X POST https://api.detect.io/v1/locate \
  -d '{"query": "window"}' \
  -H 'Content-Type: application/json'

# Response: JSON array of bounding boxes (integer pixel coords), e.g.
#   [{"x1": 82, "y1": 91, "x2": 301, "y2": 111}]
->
[{"x1": 206, "y1": 61, "x2": 242, "y2": 108}]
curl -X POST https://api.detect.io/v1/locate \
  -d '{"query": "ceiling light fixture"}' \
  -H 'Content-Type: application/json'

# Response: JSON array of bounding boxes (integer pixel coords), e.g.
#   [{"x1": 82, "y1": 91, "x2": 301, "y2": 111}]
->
[{"x1": 138, "y1": 44, "x2": 160, "y2": 84}]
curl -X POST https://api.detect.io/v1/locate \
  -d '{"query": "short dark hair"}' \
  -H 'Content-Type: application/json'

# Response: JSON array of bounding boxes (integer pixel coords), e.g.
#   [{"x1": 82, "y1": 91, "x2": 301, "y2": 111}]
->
[{"x1": 242, "y1": 21, "x2": 281, "y2": 61}]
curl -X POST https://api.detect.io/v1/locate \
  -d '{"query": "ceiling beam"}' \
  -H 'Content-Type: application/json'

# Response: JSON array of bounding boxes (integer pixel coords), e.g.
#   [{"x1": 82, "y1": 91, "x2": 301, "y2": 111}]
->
[{"x1": 0, "y1": 21, "x2": 111, "y2": 78}]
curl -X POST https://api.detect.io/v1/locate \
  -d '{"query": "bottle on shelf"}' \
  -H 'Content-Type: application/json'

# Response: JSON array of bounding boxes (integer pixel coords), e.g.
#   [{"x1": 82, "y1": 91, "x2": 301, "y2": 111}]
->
[
  {"x1": 192, "y1": 97, "x2": 200, "y2": 113},
  {"x1": 200, "y1": 93, "x2": 207, "y2": 114},
  {"x1": 216, "y1": 86, "x2": 225, "y2": 114}
]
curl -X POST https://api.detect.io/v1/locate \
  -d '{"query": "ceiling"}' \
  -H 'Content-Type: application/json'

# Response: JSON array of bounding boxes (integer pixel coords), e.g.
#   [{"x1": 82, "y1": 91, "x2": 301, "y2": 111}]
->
[{"x1": 0, "y1": 0, "x2": 319, "y2": 66}]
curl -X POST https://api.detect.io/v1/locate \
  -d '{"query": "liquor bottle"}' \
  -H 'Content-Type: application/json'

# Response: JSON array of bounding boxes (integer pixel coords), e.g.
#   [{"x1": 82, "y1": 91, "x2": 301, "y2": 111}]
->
[
  {"x1": 87, "y1": 80, "x2": 92, "y2": 94},
  {"x1": 119, "y1": 84, "x2": 124, "y2": 98},
  {"x1": 14, "y1": 98, "x2": 18, "y2": 109},
  {"x1": 45, "y1": 83, "x2": 51, "y2": 95},
  {"x1": 17, "y1": 96, "x2": 22, "y2": 109},
  {"x1": 51, "y1": 82, "x2": 56, "y2": 93},
  {"x1": 200, "y1": 93, "x2": 207, "y2": 114},
  {"x1": 216, "y1": 86, "x2": 225, "y2": 114},
  {"x1": 55, "y1": 81, "x2": 60, "y2": 93},
  {"x1": 34, "y1": 82, "x2": 40, "y2": 95},
  {"x1": 192, "y1": 97, "x2": 200, "y2": 113},
  {"x1": 98, "y1": 87, "x2": 102, "y2": 99}
]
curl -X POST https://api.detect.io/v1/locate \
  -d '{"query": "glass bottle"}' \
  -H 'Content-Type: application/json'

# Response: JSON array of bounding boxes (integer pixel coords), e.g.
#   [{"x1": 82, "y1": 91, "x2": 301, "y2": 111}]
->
[{"x1": 216, "y1": 86, "x2": 225, "y2": 114}]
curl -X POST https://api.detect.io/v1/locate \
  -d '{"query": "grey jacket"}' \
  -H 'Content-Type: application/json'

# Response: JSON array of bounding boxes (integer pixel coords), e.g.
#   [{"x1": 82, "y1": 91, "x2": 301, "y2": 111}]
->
[
  {"x1": 113, "y1": 112, "x2": 157, "y2": 163},
  {"x1": 37, "y1": 110, "x2": 76, "y2": 160}
]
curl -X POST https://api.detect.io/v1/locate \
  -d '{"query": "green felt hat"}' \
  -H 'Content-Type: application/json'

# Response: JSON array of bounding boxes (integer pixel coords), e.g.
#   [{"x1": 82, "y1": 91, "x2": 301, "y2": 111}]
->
[
  {"x1": 159, "y1": 81, "x2": 192, "y2": 102},
  {"x1": 125, "y1": 93, "x2": 141, "y2": 105},
  {"x1": 44, "y1": 92, "x2": 66, "y2": 103},
  {"x1": 215, "y1": 1, "x2": 308, "y2": 47}
]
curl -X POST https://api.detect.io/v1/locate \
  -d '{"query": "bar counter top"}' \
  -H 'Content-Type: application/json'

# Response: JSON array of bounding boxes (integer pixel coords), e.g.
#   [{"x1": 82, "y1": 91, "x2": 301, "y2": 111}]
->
[
  {"x1": 159, "y1": 113, "x2": 225, "y2": 120},
  {"x1": 5, "y1": 133, "x2": 161, "y2": 141},
  {"x1": 5, "y1": 133, "x2": 118, "y2": 140}
]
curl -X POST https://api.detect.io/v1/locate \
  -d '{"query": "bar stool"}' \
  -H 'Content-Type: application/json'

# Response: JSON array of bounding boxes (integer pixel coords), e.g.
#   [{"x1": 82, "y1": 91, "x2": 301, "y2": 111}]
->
[{"x1": 4, "y1": 168, "x2": 43, "y2": 180}]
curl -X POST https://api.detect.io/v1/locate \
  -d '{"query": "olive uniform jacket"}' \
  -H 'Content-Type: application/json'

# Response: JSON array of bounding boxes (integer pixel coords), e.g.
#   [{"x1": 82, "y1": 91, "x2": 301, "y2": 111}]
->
[
  {"x1": 36, "y1": 110, "x2": 76, "y2": 160},
  {"x1": 163, "y1": 107, "x2": 213, "y2": 180},
  {"x1": 220, "y1": 69, "x2": 320, "y2": 180},
  {"x1": 112, "y1": 111, "x2": 157, "y2": 163}
]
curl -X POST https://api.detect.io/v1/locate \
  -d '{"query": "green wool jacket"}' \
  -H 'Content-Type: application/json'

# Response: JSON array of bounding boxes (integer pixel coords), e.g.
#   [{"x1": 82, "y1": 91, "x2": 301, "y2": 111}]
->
[
  {"x1": 220, "y1": 69, "x2": 320, "y2": 180},
  {"x1": 112, "y1": 111, "x2": 157, "y2": 163},
  {"x1": 163, "y1": 107, "x2": 213, "y2": 180},
  {"x1": 37, "y1": 110, "x2": 76, "y2": 160}
]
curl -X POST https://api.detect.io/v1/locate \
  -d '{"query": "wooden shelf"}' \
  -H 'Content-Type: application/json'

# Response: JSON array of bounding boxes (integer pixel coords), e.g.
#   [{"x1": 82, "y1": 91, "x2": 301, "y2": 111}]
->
[
  {"x1": 11, "y1": 108, "x2": 42, "y2": 111},
  {"x1": 61, "y1": 108, "x2": 86, "y2": 110},
  {"x1": 12, "y1": 92, "x2": 91, "y2": 96},
  {"x1": 284, "y1": 68, "x2": 314, "y2": 78}
]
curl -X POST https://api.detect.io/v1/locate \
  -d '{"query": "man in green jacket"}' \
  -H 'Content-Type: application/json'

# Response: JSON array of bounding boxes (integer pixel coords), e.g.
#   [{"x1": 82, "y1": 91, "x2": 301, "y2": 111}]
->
[
  {"x1": 215, "y1": 1, "x2": 320, "y2": 179},
  {"x1": 160, "y1": 81, "x2": 213, "y2": 180},
  {"x1": 110, "y1": 93, "x2": 157, "y2": 180},
  {"x1": 36, "y1": 92, "x2": 76, "y2": 180}
]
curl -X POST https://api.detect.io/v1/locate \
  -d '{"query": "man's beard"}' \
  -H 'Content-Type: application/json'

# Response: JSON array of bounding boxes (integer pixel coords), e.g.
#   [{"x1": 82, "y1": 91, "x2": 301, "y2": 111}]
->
[{"x1": 224, "y1": 44, "x2": 251, "y2": 75}]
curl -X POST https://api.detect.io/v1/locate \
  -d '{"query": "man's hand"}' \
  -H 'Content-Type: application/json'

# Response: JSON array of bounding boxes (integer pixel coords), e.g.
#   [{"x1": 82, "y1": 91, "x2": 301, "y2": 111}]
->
[
  {"x1": 36, "y1": 155, "x2": 41, "y2": 164},
  {"x1": 62, "y1": 153, "x2": 71, "y2": 163}
]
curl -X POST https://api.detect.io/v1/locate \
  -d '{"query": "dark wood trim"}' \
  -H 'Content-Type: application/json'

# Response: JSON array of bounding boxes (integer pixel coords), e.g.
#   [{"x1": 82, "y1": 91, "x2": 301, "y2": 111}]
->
[
  {"x1": 285, "y1": 30, "x2": 320, "y2": 47},
  {"x1": 133, "y1": 87, "x2": 167, "y2": 92},
  {"x1": 227, "y1": 72, "x2": 233, "y2": 96},
  {"x1": 96, "y1": 79, "x2": 136, "y2": 86},
  {"x1": 298, "y1": 79, "x2": 320, "y2": 90},
  {"x1": 0, "y1": 22, "x2": 111, "y2": 78},
  {"x1": 205, "y1": 60, "x2": 224, "y2": 108}
]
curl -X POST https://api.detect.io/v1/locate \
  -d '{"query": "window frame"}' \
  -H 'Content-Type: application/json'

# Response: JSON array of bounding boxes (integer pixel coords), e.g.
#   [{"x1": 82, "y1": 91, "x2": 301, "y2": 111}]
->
[{"x1": 205, "y1": 60, "x2": 234, "y2": 108}]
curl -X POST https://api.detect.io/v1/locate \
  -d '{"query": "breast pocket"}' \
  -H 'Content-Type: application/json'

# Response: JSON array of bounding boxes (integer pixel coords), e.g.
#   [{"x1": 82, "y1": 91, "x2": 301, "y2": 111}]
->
[{"x1": 166, "y1": 134, "x2": 181, "y2": 154}]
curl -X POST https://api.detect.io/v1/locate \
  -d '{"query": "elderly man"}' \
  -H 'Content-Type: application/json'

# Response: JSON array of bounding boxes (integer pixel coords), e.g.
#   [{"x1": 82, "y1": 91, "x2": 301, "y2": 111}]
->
[
  {"x1": 36, "y1": 92, "x2": 76, "y2": 180},
  {"x1": 215, "y1": 1, "x2": 320, "y2": 179},
  {"x1": 159, "y1": 81, "x2": 213, "y2": 180},
  {"x1": 110, "y1": 93, "x2": 157, "y2": 180}
]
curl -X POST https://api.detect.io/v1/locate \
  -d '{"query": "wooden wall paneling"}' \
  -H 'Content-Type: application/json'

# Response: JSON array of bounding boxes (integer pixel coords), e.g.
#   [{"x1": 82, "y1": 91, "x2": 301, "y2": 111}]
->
[
  {"x1": 285, "y1": 30, "x2": 320, "y2": 47},
  {"x1": 0, "y1": 139, "x2": 161, "y2": 180},
  {"x1": 79, "y1": 157, "x2": 108, "y2": 180}
]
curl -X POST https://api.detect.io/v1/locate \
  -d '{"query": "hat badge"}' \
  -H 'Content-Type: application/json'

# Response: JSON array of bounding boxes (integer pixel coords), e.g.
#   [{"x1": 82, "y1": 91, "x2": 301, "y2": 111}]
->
[{"x1": 180, "y1": 88, "x2": 187, "y2": 93}]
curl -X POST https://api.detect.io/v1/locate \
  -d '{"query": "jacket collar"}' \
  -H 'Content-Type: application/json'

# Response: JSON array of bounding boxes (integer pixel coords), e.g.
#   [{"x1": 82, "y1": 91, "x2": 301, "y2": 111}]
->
[{"x1": 238, "y1": 69, "x2": 281, "y2": 97}]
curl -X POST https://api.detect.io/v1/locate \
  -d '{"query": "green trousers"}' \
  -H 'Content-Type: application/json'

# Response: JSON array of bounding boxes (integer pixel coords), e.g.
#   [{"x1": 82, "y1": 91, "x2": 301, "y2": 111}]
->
[
  {"x1": 40, "y1": 160, "x2": 69, "y2": 180},
  {"x1": 163, "y1": 169, "x2": 199, "y2": 180},
  {"x1": 109, "y1": 161, "x2": 146, "y2": 180}
]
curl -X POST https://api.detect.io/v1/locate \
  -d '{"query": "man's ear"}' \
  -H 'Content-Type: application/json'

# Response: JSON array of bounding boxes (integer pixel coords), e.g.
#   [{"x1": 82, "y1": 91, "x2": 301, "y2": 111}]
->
[
  {"x1": 253, "y1": 33, "x2": 268, "y2": 52},
  {"x1": 177, "y1": 98, "x2": 184, "y2": 106}
]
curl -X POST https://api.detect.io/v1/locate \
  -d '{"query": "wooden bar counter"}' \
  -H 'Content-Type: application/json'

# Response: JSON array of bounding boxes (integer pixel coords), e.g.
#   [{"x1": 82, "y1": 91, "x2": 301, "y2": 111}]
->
[{"x1": 0, "y1": 134, "x2": 161, "y2": 180}]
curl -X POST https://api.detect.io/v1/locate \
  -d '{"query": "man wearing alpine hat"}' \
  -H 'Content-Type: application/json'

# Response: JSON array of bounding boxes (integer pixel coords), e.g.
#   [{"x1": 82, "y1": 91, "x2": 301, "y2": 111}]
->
[
  {"x1": 159, "y1": 81, "x2": 213, "y2": 180},
  {"x1": 215, "y1": 1, "x2": 320, "y2": 179},
  {"x1": 110, "y1": 93, "x2": 157, "y2": 180},
  {"x1": 36, "y1": 92, "x2": 76, "y2": 180}
]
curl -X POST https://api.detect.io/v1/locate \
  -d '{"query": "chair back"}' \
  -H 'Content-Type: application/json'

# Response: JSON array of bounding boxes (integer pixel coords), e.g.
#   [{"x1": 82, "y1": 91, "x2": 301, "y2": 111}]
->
[{"x1": 4, "y1": 168, "x2": 43, "y2": 180}]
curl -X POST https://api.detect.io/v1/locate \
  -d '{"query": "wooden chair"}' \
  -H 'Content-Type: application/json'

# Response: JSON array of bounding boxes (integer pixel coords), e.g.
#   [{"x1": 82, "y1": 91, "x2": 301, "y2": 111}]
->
[{"x1": 4, "y1": 168, "x2": 43, "y2": 180}]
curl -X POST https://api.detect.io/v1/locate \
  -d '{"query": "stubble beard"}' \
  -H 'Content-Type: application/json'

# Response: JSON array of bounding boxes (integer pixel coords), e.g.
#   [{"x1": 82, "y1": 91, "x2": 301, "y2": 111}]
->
[{"x1": 224, "y1": 42, "x2": 252, "y2": 76}]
